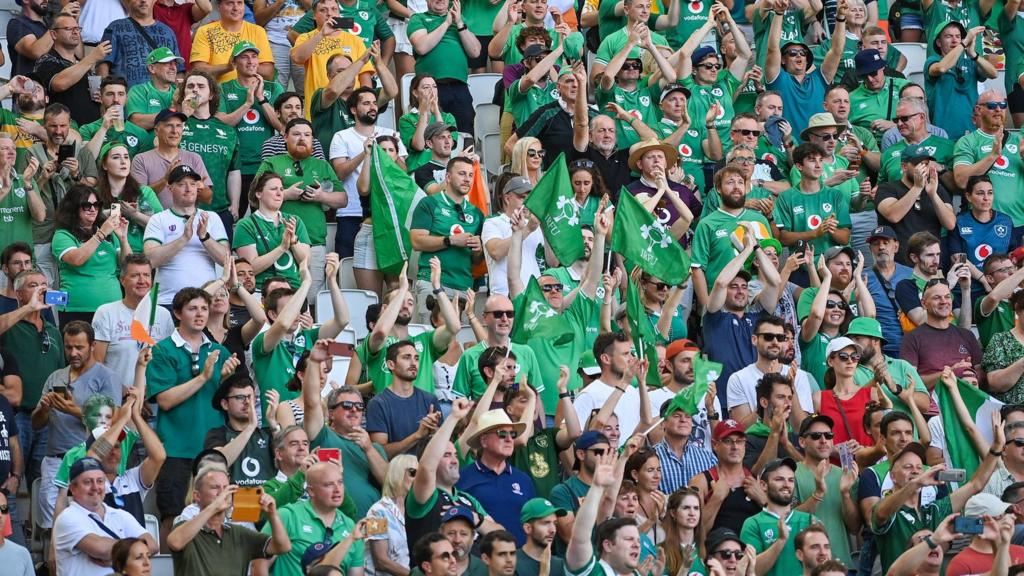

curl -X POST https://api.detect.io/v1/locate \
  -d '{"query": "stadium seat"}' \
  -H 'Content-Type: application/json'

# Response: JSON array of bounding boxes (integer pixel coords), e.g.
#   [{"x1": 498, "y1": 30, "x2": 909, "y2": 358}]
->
[
  {"x1": 325, "y1": 355, "x2": 352, "y2": 389},
  {"x1": 401, "y1": 73, "x2": 415, "y2": 114},
  {"x1": 468, "y1": 73, "x2": 501, "y2": 110},
  {"x1": 377, "y1": 103, "x2": 397, "y2": 131},
  {"x1": 893, "y1": 42, "x2": 926, "y2": 76},
  {"x1": 475, "y1": 103, "x2": 503, "y2": 177},
  {"x1": 30, "y1": 477, "x2": 49, "y2": 563},
  {"x1": 151, "y1": 554, "x2": 174, "y2": 576},
  {"x1": 145, "y1": 514, "x2": 160, "y2": 549},
  {"x1": 455, "y1": 325, "x2": 478, "y2": 347},
  {"x1": 315, "y1": 289, "x2": 380, "y2": 340},
  {"x1": 981, "y1": 69, "x2": 1005, "y2": 94},
  {"x1": 340, "y1": 257, "x2": 357, "y2": 289},
  {"x1": 906, "y1": 70, "x2": 925, "y2": 90},
  {"x1": 406, "y1": 323, "x2": 431, "y2": 336}
]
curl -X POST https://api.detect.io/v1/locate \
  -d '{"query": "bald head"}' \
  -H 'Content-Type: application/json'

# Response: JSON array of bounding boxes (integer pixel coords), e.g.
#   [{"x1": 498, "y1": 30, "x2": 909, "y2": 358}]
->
[
  {"x1": 976, "y1": 89, "x2": 1008, "y2": 131},
  {"x1": 306, "y1": 462, "x2": 345, "y2": 511},
  {"x1": 482, "y1": 294, "x2": 515, "y2": 337}
]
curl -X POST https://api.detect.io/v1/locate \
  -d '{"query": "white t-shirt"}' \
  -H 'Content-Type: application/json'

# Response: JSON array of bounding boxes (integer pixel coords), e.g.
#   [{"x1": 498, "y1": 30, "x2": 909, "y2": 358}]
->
[
  {"x1": 725, "y1": 363, "x2": 817, "y2": 414},
  {"x1": 329, "y1": 127, "x2": 407, "y2": 218},
  {"x1": 573, "y1": 378, "x2": 641, "y2": 447},
  {"x1": 143, "y1": 209, "x2": 228, "y2": 305},
  {"x1": 648, "y1": 386, "x2": 722, "y2": 450},
  {"x1": 481, "y1": 214, "x2": 545, "y2": 296},
  {"x1": 79, "y1": 0, "x2": 126, "y2": 43},
  {"x1": 54, "y1": 501, "x2": 147, "y2": 576},
  {"x1": 92, "y1": 300, "x2": 175, "y2": 386}
]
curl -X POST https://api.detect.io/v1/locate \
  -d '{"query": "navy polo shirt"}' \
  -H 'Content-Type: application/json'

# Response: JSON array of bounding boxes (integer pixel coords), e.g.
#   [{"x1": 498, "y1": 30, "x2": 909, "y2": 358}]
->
[
  {"x1": 455, "y1": 460, "x2": 535, "y2": 544},
  {"x1": 701, "y1": 309, "x2": 761, "y2": 407}
]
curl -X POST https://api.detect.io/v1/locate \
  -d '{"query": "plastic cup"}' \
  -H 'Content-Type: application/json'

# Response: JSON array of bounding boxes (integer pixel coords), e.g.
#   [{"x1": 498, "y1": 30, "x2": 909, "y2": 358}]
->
[
  {"x1": 320, "y1": 180, "x2": 334, "y2": 194},
  {"x1": 87, "y1": 75, "x2": 101, "y2": 96},
  {"x1": 112, "y1": 105, "x2": 124, "y2": 132}
]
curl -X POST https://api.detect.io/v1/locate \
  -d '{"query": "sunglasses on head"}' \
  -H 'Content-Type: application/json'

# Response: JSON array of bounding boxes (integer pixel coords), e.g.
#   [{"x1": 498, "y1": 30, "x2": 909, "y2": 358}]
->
[
  {"x1": 80, "y1": 201, "x2": 101, "y2": 210},
  {"x1": 714, "y1": 550, "x2": 745, "y2": 560},
  {"x1": 486, "y1": 309, "x2": 515, "y2": 319},
  {"x1": 571, "y1": 159, "x2": 595, "y2": 170},
  {"x1": 983, "y1": 101, "x2": 1009, "y2": 110},
  {"x1": 802, "y1": 431, "x2": 834, "y2": 440},
  {"x1": 540, "y1": 283, "x2": 564, "y2": 293},
  {"x1": 330, "y1": 400, "x2": 365, "y2": 411},
  {"x1": 832, "y1": 351, "x2": 861, "y2": 362},
  {"x1": 733, "y1": 128, "x2": 762, "y2": 138},
  {"x1": 757, "y1": 332, "x2": 787, "y2": 342}
]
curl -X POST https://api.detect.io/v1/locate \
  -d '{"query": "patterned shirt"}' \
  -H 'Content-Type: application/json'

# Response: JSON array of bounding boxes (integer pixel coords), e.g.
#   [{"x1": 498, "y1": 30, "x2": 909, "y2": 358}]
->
[{"x1": 654, "y1": 439, "x2": 718, "y2": 494}]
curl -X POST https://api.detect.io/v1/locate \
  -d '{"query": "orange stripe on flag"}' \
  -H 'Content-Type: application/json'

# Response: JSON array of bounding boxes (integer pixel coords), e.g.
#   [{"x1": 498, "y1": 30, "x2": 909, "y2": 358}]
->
[{"x1": 470, "y1": 160, "x2": 489, "y2": 279}]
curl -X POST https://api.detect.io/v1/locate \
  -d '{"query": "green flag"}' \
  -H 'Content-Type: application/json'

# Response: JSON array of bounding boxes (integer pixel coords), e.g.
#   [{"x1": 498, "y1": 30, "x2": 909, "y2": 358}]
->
[
  {"x1": 610, "y1": 188, "x2": 691, "y2": 286},
  {"x1": 524, "y1": 153, "x2": 585, "y2": 265},
  {"x1": 369, "y1": 145, "x2": 417, "y2": 276},
  {"x1": 664, "y1": 356, "x2": 721, "y2": 417},
  {"x1": 935, "y1": 379, "x2": 1003, "y2": 478},
  {"x1": 625, "y1": 268, "x2": 660, "y2": 387},
  {"x1": 511, "y1": 276, "x2": 574, "y2": 346}
]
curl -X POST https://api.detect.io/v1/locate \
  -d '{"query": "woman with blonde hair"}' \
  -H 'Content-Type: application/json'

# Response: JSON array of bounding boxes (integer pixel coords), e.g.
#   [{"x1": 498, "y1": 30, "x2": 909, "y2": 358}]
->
[
  {"x1": 365, "y1": 454, "x2": 418, "y2": 576},
  {"x1": 659, "y1": 487, "x2": 707, "y2": 575},
  {"x1": 510, "y1": 137, "x2": 545, "y2": 185}
]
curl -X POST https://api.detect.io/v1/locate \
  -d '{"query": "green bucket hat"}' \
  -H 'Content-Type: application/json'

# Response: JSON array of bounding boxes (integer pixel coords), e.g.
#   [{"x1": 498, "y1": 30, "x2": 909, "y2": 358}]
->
[
  {"x1": 579, "y1": 350, "x2": 600, "y2": 376},
  {"x1": 845, "y1": 317, "x2": 886, "y2": 345}
]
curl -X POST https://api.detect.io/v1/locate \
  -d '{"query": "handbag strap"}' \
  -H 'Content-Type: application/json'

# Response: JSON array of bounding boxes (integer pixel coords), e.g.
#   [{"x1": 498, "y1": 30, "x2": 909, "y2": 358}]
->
[
  {"x1": 873, "y1": 268, "x2": 899, "y2": 311},
  {"x1": 128, "y1": 18, "x2": 159, "y2": 51},
  {"x1": 89, "y1": 513, "x2": 121, "y2": 539},
  {"x1": 885, "y1": 77, "x2": 896, "y2": 120},
  {"x1": 831, "y1": 390, "x2": 854, "y2": 439}
]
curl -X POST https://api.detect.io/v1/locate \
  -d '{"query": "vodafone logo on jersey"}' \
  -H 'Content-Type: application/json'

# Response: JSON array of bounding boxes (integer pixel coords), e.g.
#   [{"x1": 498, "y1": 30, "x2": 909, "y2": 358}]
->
[
  {"x1": 975, "y1": 244, "x2": 993, "y2": 261},
  {"x1": 243, "y1": 109, "x2": 260, "y2": 125},
  {"x1": 807, "y1": 214, "x2": 822, "y2": 229},
  {"x1": 994, "y1": 155, "x2": 1010, "y2": 169},
  {"x1": 679, "y1": 143, "x2": 693, "y2": 157},
  {"x1": 350, "y1": 22, "x2": 363, "y2": 36},
  {"x1": 688, "y1": 1, "x2": 704, "y2": 13},
  {"x1": 450, "y1": 224, "x2": 465, "y2": 235},
  {"x1": 761, "y1": 153, "x2": 776, "y2": 164}
]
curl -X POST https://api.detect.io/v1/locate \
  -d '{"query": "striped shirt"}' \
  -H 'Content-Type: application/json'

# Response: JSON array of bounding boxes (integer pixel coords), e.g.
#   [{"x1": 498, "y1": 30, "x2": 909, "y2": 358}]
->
[{"x1": 655, "y1": 439, "x2": 718, "y2": 494}]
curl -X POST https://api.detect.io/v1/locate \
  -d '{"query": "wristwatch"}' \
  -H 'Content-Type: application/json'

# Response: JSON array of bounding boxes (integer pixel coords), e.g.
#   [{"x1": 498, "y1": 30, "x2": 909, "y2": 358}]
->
[
  {"x1": 443, "y1": 236, "x2": 452, "y2": 247},
  {"x1": 923, "y1": 535, "x2": 938, "y2": 550},
  {"x1": 257, "y1": 98, "x2": 269, "y2": 106},
  {"x1": 199, "y1": 232, "x2": 211, "y2": 242}
]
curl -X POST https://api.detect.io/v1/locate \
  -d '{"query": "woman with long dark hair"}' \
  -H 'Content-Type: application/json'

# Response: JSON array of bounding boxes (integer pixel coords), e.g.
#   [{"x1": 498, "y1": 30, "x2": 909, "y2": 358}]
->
[
  {"x1": 96, "y1": 141, "x2": 162, "y2": 253},
  {"x1": 624, "y1": 447, "x2": 666, "y2": 545},
  {"x1": 52, "y1": 184, "x2": 130, "y2": 325},
  {"x1": 568, "y1": 159, "x2": 609, "y2": 227},
  {"x1": 659, "y1": 488, "x2": 707, "y2": 576}
]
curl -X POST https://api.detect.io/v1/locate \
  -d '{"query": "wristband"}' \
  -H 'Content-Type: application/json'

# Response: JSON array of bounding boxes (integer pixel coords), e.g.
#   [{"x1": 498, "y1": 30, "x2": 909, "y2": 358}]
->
[
  {"x1": 199, "y1": 232, "x2": 211, "y2": 242},
  {"x1": 457, "y1": 24, "x2": 467, "y2": 31},
  {"x1": 990, "y1": 447, "x2": 1005, "y2": 457},
  {"x1": 835, "y1": 17, "x2": 846, "y2": 22},
  {"x1": 923, "y1": 535, "x2": 938, "y2": 550},
  {"x1": 559, "y1": 392, "x2": 571, "y2": 399},
  {"x1": 443, "y1": 236, "x2": 452, "y2": 247},
  {"x1": 257, "y1": 98, "x2": 268, "y2": 106},
  {"x1": 432, "y1": 287, "x2": 444, "y2": 295}
]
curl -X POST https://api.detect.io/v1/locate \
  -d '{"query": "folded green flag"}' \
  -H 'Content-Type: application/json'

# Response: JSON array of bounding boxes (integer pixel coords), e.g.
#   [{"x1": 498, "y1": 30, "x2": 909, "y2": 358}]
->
[
  {"x1": 524, "y1": 152, "x2": 585, "y2": 265},
  {"x1": 610, "y1": 188, "x2": 691, "y2": 286},
  {"x1": 666, "y1": 356, "x2": 721, "y2": 417},
  {"x1": 935, "y1": 378, "x2": 1003, "y2": 478},
  {"x1": 625, "y1": 268, "x2": 660, "y2": 387},
  {"x1": 369, "y1": 145, "x2": 418, "y2": 276}
]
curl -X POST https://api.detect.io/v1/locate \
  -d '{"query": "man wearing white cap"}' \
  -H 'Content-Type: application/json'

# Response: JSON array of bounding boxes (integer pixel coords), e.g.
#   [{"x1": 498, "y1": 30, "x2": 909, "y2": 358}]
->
[{"x1": 945, "y1": 493, "x2": 1024, "y2": 575}]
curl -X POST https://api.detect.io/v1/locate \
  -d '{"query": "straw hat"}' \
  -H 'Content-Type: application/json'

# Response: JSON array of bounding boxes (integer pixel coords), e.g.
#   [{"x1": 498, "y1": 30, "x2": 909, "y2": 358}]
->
[
  {"x1": 466, "y1": 409, "x2": 527, "y2": 450},
  {"x1": 628, "y1": 138, "x2": 679, "y2": 172}
]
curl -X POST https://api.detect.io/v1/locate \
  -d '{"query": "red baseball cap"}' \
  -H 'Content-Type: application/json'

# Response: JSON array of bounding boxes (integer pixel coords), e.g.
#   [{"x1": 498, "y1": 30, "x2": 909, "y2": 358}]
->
[
  {"x1": 713, "y1": 419, "x2": 747, "y2": 440},
  {"x1": 665, "y1": 339, "x2": 700, "y2": 361}
]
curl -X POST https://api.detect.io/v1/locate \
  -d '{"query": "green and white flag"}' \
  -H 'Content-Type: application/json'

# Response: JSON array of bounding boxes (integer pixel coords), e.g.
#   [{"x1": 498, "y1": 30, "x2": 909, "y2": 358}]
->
[
  {"x1": 369, "y1": 145, "x2": 421, "y2": 276},
  {"x1": 511, "y1": 276, "x2": 574, "y2": 346},
  {"x1": 935, "y1": 379, "x2": 1003, "y2": 478},
  {"x1": 610, "y1": 188, "x2": 691, "y2": 286},
  {"x1": 625, "y1": 268, "x2": 660, "y2": 387},
  {"x1": 666, "y1": 356, "x2": 722, "y2": 417},
  {"x1": 524, "y1": 153, "x2": 585, "y2": 265}
]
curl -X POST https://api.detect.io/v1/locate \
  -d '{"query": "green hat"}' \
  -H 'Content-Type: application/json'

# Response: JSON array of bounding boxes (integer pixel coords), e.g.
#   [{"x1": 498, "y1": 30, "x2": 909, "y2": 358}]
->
[
  {"x1": 560, "y1": 33, "x2": 584, "y2": 62},
  {"x1": 557, "y1": 66, "x2": 575, "y2": 79},
  {"x1": 745, "y1": 237, "x2": 783, "y2": 271},
  {"x1": 520, "y1": 498, "x2": 568, "y2": 524},
  {"x1": 231, "y1": 40, "x2": 260, "y2": 60},
  {"x1": 98, "y1": 140, "x2": 129, "y2": 163},
  {"x1": 147, "y1": 47, "x2": 183, "y2": 66},
  {"x1": 901, "y1": 143, "x2": 936, "y2": 164},
  {"x1": 845, "y1": 317, "x2": 886, "y2": 345},
  {"x1": 579, "y1": 350, "x2": 600, "y2": 376}
]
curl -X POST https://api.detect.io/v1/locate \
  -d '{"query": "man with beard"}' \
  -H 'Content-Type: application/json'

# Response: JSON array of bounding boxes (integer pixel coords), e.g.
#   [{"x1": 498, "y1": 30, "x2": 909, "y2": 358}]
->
[
  {"x1": 406, "y1": 398, "x2": 500, "y2": 551},
  {"x1": 653, "y1": 392, "x2": 718, "y2": 494},
  {"x1": 9, "y1": 76, "x2": 48, "y2": 145},
  {"x1": 79, "y1": 76, "x2": 153, "y2": 158},
  {"x1": 310, "y1": 51, "x2": 366, "y2": 154},
  {"x1": 649, "y1": 339, "x2": 721, "y2": 449},
  {"x1": 894, "y1": 231, "x2": 971, "y2": 330},
  {"x1": 549, "y1": 431, "x2": 611, "y2": 551},
  {"x1": 32, "y1": 321, "x2": 122, "y2": 529},
  {"x1": 727, "y1": 315, "x2": 816, "y2": 428},
  {"x1": 572, "y1": 333, "x2": 642, "y2": 446},
  {"x1": 901, "y1": 279, "x2": 982, "y2": 389},
  {"x1": 739, "y1": 457, "x2": 818, "y2": 576},
  {"x1": 331, "y1": 86, "x2": 406, "y2": 258},
  {"x1": 517, "y1": 499, "x2": 567, "y2": 576},
  {"x1": 846, "y1": 317, "x2": 931, "y2": 416},
  {"x1": 413, "y1": 122, "x2": 457, "y2": 193},
  {"x1": 452, "y1": 293, "x2": 544, "y2": 404},
  {"x1": 7, "y1": 0, "x2": 51, "y2": 79},
  {"x1": 204, "y1": 377, "x2": 277, "y2": 487},
  {"x1": 263, "y1": 92, "x2": 328, "y2": 161},
  {"x1": 794, "y1": 417, "x2": 859, "y2": 569},
  {"x1": 439, "y1": 506, "x2": 489, "y2": 576},
  {"x1": 92, "y1": 254, "x2": 175, "y2": 388},
  {"x1": 256, "y1": 118, "x2": 345, "y2": 303},
  {"x1": 691, "y1": 164, "x2": 772, "y2": 305},
  {"x1": 863, "y1": 226, "x2": 913, "y2": 357},
  {"x1": 348, "y1": 258, "x2": 459, "y2": 394},
  {"x1": 794, "y1": 245, "x2": 873, "y2": 324},
  {"x1": 366, "y1": 341, "x2": 442, "y2": 457},
  {"x1": 877, "y1": 97, "x2": 955, "y2": 187},
  {"x1": 96, "y1": 0, "x2": 182, "y2": 88},
  {"x1": 228, "y1": 258, "x2": 258, "y2": 326},
  {"x1": 126, "y1": 48, "x2": 183, "y2": 130},
  {"x1": 33, "y1": 15, "x2": 108, "y2": 124},
  {"x1": 481, "y1": 530, "x2": 517, "y2": 576},
  {"x1": 130, "y1": 109, "x2": 213, "y2": 208}
]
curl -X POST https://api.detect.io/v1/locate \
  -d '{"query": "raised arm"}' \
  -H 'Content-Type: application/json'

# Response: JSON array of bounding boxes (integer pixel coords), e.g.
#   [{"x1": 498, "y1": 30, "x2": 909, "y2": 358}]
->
[
  {"x1": 949, "y1": 412, "x2": 1005, "y2": 512},
  {"x1": 579, "y1": 197, "x2": 610, "y2": 299},
  {"x1": 565, "y1": 451, "x2": 618, "y2": 571},
  {"x1": 820, "y1": 0, "x2": 847, "y2": 83},
  {"x1": 427, "y1": 257, "x2": 459, "y2": 351},
  {"x1": 506, "y1": 210, "x2": 528, "y2": 298},
  {"x1": 367, "y1": 263, "x2": 408, "y2": 354},
  {"x1": 707, "y1": 236, "x2": 756, "y2": 313},
  {"x1": 302, "y1": 340, "x2": 330, "y2": 441},
  {"x1": 319, "y1": 253, "x2": 350, "y2": 338},
  {"x1": 168, "y1": 486, "x2": 237, "y2": 552},
  {"x1": 800, "y1": 257, "x2": 832, "y2": 342},
  {"x1": 764, "y1": 0, "x2": 784, "y2": 82},
  {"x1": 261, "y1": 271, "x2": 312, "y2": 354},
  {"x1": 413, "y1": 398, "x2": 473, "y2": 505}
]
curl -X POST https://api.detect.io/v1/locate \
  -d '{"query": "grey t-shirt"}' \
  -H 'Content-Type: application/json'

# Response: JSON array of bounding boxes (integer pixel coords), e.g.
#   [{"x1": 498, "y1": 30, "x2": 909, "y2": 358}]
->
[
  {"x1": 516, "y1": 548, "x2": 566, "y2": 576},
  {"x1": 41, "y1": 362, "x2": 122, "y2": 456},
  {"x1": 0, "y1": 538, "x2": 34, "y2": 576},
  {"x1": 364, "y1": 387, "x2": 439, "y2": 452}
]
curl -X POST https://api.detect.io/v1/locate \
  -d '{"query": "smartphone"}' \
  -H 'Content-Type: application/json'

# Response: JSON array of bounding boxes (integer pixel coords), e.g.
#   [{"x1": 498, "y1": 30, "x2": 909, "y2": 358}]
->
[
  {"x1": 365, "y1": 517, "x2": 388, "y2": 536},
  {"x1": 326, "y1": 341, "x2": 355, "y2": 358},
  {"x1": 952, "y1": 253, "x2": 967, "y2": 265},
  {"x1": 953, "y1": 515, "x2": 983, "y2": 535},
  {"x1": 232, "y1": 487, "x2": 263, "y2": 523},
  {"x1": 333, "y1": 16, "x2": 354, "y2": 29},
  {"x1": 109, "y1": 203, "x2": 121, "y2": 222},
  {"x1": 318, "y1": 448, "x2": 341, "y2": 462},
  {"x1": 57, "y1": 144, "x2": 75, "y2": 163},
  {"x1": 44, "y1": 290, "x2": 69, "y2": 306},
  {"x1": 936, "y1": 468, "x2": 966, "y2": 483},
  {"x1": 837, "y1": 442, "x2": 854, "y2": 471},
  {"x1": 52, "y1": 385, "x2": 68, "y2": 396},
  {"x1": 793, "y1": 240, "x2": 808, "y2": 257}
]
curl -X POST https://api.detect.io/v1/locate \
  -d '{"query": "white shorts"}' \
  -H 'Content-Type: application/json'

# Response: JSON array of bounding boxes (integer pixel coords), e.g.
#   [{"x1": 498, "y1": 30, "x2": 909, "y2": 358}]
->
[
  {"x1": 390, "y1": 18, "x2": 413, "y2": 55},
  {"x1": 353, "y1": 222, "x2": 378, "y2": 270}
]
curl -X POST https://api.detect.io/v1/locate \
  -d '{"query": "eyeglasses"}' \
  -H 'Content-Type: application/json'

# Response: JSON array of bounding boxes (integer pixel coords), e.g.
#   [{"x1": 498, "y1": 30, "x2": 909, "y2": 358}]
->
[
  {"x1": 699, "y1": 62, "x2": 722, "y2": 71},
  {"x1": 756, "y1": 333, "x2": 788, "y2": 342},
  {"x1": 54, "y1": 26, "x2": 82, "y2": 32},
  {"x1": 825, "y1": 301, "x2": 845, "y2": 309},
  {"x1": 732, "y1": 128, "x2": 762, "y2": 137},
  {"x1": 832, "y1": 351, "x2": 861, "y2": 362},
  {"x1": 227, "y1": 394, "x2": 252, "y2": 402},
  {"x1": 714, "y1": 550, "x2": 745, "y2": 560},
  {"x1": 540, "y1": 283, "x2": 564, "y2": 293},
  {"x1": 732, "y1": 157, "x2": 756, "y2": 165},
  {"x1": 570, "y1": 159, "x2": 594, "y2": 169},
  {"x1": 494, "y1": 430, "x2": 519, "y2": 439},
  {"x1": 406, "y1": 468, "x2": 418, "y2": 477},
  {"x1": 622, "y1": 61, "x2": 643, "y2": 71},
  {"x1": 894, "y1": 112, "x2": 923, "y2": 124},
  {"x1": 811, "y1": 132, "x2": 838, "y2": 142},
  {"x1": 485, "y1": 310, "x2": 515, "y2": 319},
  {"x1": 526, "y1": 149, "x2": 546, "y2": 158},
  {"x1": 784, "y1": 49, "x2": 807, "y2": 58},
  {"x1": 982, "y1": 101, "x2": 1009, "y2": 110},
  {"x1": 293, "y1": 160, "x2": 304, "y2": 177},
  {"x1": 190, "y1": 351, "x2": 200, "y2": 377},
  {"x1": 992, "y1": 265, "x2": 1016, "y2": 275},
  {"x1": 330, "y1": 400, "x2": 365, "y2": 411},
  {"x1": 80, "y1": 201, "x2": 101, "y2": 211},
  {"x1": 802, "y1": 431, "x2": 834, "y2": 440}
]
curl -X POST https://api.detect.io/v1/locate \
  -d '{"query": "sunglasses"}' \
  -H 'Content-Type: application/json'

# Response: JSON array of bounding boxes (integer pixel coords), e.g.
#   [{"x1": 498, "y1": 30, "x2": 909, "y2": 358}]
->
[
  {"x1": 570, "y1": 159, "x2": 595, "y2": 169},
  {"x1": 494, "y1": 430, "x2": 519, "y2": 439},
  {"x1": 894, "y1": 112, "x2": 922, "y2": 124},
  {"x1": 434, "y1": 551, "x2": 456, "y2": 561},
  {"x1": 699, "y1": 62, "x2": 722, "y2": 71},
  {"x1": 452, "y1": 202, "x2": 467, "y2": 223},
  {"x1": 757, "y1": 333, "x2": 788, "y2": 342},
  {"x1": 983, "y1": 101, "x2": 1009, "y2": 110},
  {"x1": 714, "y1": 550, "x2": 745, "y2": 560},
  {"x1": 293, "y1": 160, "x2": 304, "y2": 177},
  {"x1": 526, "y1": 149, "x2": 546, "y2": 158},
  {"x1": 732, "y1": 157, "x2": 756, "y2": 165},
  {"x1": 406, "y1": 468, "x2": 418, "y2": 476},
  {"x1": 802, "y1": 431, "x2": 834, "y2": 440},
  {"x1": 622, "y1": 61, "x2": 643, "y2": 70},
  {"x1": 732, "y1": 128, "x2": 761, "y2": 137},
  {"x1": 784, "y1": 49, "x2": 807, "y2": 58},
  {"x1": 588, "y1": 447, "x2": 608, "y2": 456},
  {"x1": 1009, "y1": 438, "x2": 1024, "y2": 447},
  {"x1": 825, "y1": 301, "x2": 845, "y2": 309},
  {"x1": 540, "y1": 283, "x2": 564, "y2": 293},
  {"x1": 832, "y1": 351, "x2": 861, "y2": 362},
  {"x1": 645, "y1": 280, "x2": 670, "y2": 290},
  {"x1": 486, "y1": 310, "x2": 515, "y2": 319},
  {"x1": 330, "y1": 400, "x2": 365, "y2": 411},
  {"x1": 812, "y1": 132, "x2": 838, "y2": 142},
  {"x1": 190, "y1": 351, "x2": 200, "y2": 377},
  {"x1": 40, "y1": 332, "x2": 52, "y2": 354},
  {"x1": 80, "y1": 201, "x2": 101, "y2": 210}
]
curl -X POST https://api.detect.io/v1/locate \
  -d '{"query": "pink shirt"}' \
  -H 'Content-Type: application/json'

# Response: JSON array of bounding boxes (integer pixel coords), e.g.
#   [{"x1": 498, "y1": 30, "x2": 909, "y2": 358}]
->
[{"x1": 154, "y1": 2, "x2": 200, "y2": 67}]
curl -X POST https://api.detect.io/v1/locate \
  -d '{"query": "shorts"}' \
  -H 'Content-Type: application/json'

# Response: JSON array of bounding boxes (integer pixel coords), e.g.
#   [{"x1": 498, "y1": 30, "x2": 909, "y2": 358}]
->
[
  {"x1": 155, "y1": 457, "x2": 194, "y2": 520},
  {"x1": 389, "y1": 18, "x2": 413, "y2": 55},
  {"x1": 1010, "y1": 83, "x2": 1024, "y2": 115},
  {"x1": 468, "y1": 35, "x2": 493, "y2": 69},
  {"x1": 899, "y1": 13, "x2": 924, "y2": 31},
  {"x1": 352, "y1": 222, "x2": 378, "y2": 270}
]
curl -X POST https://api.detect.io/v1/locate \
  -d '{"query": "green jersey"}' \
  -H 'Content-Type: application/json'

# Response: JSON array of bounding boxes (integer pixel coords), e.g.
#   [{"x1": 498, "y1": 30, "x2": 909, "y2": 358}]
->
[
  {"x1": 267, "y1": 499, "x2": 364, "y2": 576},
  {"x1": 463, "y1": 0, "x2": 503, "y2": 36},
  {"x1": 597, "y1": 3, "x2": 662, "y2": 42},
  {"x1": 666, "y1": 0, "x2": 712, "y2": 49},
  {"x1": 794, "y1": 464, "x2": 852, "y2": 566},
  {"x1": 408, "y1": 12, "x2": 470, "y2": 82},
  {"x1": 452, "y1": 341, "x2": 544, "y2": 401},
  {"x1": 500, "y1": 25, "x2": 583, "y2": 66},
  {"x1": 924, "y1": 0, "x2": 983, "y2": 57},
  {"x1": 0, "y1": 320, "x2": 64, "y2": 408},
  {"x1": 681, "y1": 71, "x2": 740, "y2": 149},
  {"x1": 974, "y1": 296, "x2": 1014, "y2": 348},
  {"x1": 356, "y1": 331, "x2": 446, "y2": 394},
  {"x1": 232, "y1": 211, "x2": 311, "y2": 289},
  {"x1": 787, "y1": 154, "x2": 862, "y2": 210},
  {"x1": 399, "y1": 109, "x2": 456, "y2": 173},
  {"x1": 872, "y1": 495, "x2": 953, "y2": 574},
  {"x1": 854, "y1": 359, "x2": 928, "y2": 421},
  {"x1": 595, "y1": 81, "x2": 662, "y2": 150},
  {"x1": 700, "y1": 186, "x2": 773, "y2": 218},
  {"x1": 653, "y1": 119, "x2": 709, "y2": 191},
  {"x1": 51, "y1": 229, "x2": 122, "y2": 312},
  {"x1": 55, "y1": 432, "x2": 139, "y2": 488},
  {"x1": 0, "y1": 172, "x2": 36, "y2": 250},
  {"x1": 594, "y1": 24, "x2": 669, "y2": 64},
  {"x1": 310, "y1": 427, "x2": 387, "y2": 514},
  {"x1": 953, "y1": 129, "x2": 1024, "y2": 225},
  {"x1": 755, "y1": 138, "x2": 790, "y2": 173},
  {"x1": 78, "y1": 118, "x2": 153, "y2": 157},
  {"x1": 125, "y1": 80, "x2": 175, "y2": 123},
  {"x1": 690, "y1": 207, "x2": 772, "y2": 290},
  {"x1": 544, "y1": 266, "x2": 601, "y2": 350},
  {"x1": 251, "y1": 327, "x2": 320, "y2": 407},
  {"x1": 255, "y1": 154, "x2": 343, "y2": 245},
  {"x1": 567, "y1": 554, "x2": 642, "y2": 576},
  {"x1": 291, "y1": 0, "x2": 393, "y2": 46},
  {"x1": 879, "y1": 135, "x2": 956, "y2": 183},
  {"x1": 800, "y1": 329, "x2": 833, "y2": 386},
  {"x1": 409, "y1": 192, "x2": 484, "y2": 291},
  {"x1": 310, "y1": 88, "x2": 353, "y2": 153},
  {"x1": 181, "y1": 117, "x2": 240, "y2": 212},
  {"x1": 813, "y1": 33, "x2": 903, "y2": 83},
  {"x1": 848, "y1": 77, "x2": 910, "y2": 140},
  {"x1": 773, "y1": 185, "x2": 852, "y2": 254},
  {"x1": 752, "y1": 9, "x2": 804, "y2": 68},
  {"x1": 507, "y1": 79, "x2": 560, "y2": 128},
  {"x1": 220, "y1": 79, "x2": 285, "y2": 175},
  {"x1": 513, "y1": 293, "x2": 597, "y2": 404},
  {"x1": 999, "y1": 12, "x2": 1024, "y2": 97},
  {"x1": 740, "y1": 509, "x2": 819, "y2": 576}
]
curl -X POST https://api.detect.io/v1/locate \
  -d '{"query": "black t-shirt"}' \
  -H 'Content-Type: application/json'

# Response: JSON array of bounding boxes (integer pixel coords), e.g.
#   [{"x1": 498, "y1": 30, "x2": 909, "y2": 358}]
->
[
  {"x1": 204, "y1": 424, "x2": 276, "y2": 486},
  {"x1": 229, "y1": 304, "x2": 251, "y2": 328},
  {"x1": 568, "y1": 145, "x2": 632, "y2": 195},
  {"x1": 205, "y1": 324, "x2": 251, "y2": 382},
  {"x1": 412, "y1": 160, "x2": 447, "y2": 190},
  {"x1": 516, "y1": 101, "x2": 577, "y2": 171},
  {"x1": 6, "y1": 15, "x2": 47, "y2": 78},
  {"x1": 876, "y1": 180, "x2": 952, "y2": 265},
  {"x1": 34, "y1": 49, "x2": 100, "y2": 124},
  {"x1": 0, "y1": 392, "x2": 19, "y2": 481}
]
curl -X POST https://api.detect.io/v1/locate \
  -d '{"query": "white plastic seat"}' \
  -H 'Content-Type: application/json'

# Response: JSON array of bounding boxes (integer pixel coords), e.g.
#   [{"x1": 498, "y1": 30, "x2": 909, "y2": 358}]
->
[
  {"x1": 316, "y1": 289, "x2": 380, "y2": 340},
  {"x1": 893, "y1": 42, "x2": 927, "y2": 76},
  {"x1": 151, "y1": 554, "x2": 174, "y2": 576},
  {"x1": 340, "y1": 256, "x2": 357, "y2": 290},
  {"x1": 467, "y1": 73, "x2": 501, "y2": 110},
  {"x1": 145, "y1": 513, "x2": 160, "y2": 549},
  {"x1": 406, "y1": 323, "x2": 431, "y2": 336}
]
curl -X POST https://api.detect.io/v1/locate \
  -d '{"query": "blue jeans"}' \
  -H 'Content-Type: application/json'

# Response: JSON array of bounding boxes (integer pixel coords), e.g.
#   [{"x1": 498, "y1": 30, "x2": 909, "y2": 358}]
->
[
  {"x1": 857, "y1": 535, "x2": 876, "y2": 576},
  {"x1": 15, "y1": 411, "x2": 45, "y2": 488}
]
